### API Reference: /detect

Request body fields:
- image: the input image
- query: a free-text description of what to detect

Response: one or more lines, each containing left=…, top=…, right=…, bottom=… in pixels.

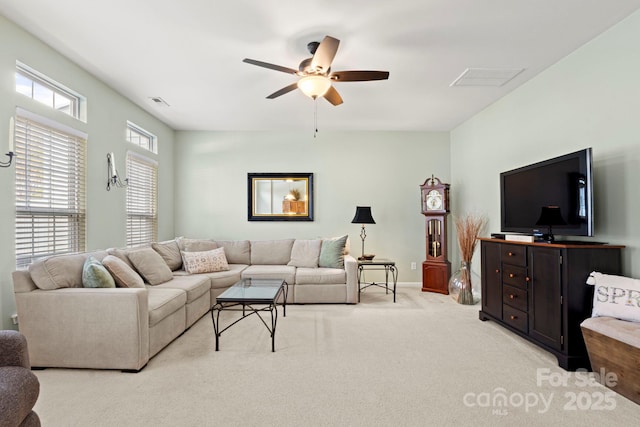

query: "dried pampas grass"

left=455, top=213, right=487, bottom=263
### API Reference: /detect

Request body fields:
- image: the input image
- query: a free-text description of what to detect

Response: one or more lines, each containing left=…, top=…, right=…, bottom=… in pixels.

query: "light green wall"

left=174, top=130, right=450, bottom=283
left=4, top=6, right=639, bottom=329
left=0, top=15, right=175, bottom=329
left=451, top=10, right=640, bottom=278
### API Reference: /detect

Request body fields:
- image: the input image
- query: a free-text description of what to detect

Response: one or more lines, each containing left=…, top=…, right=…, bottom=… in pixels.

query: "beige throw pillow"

left=181, top=247, right=230, bottom=274
left=288, top=239, right=322, bottom=268
left=102, top=255, right=145, bottom=288
left=152, top=239, right=183, bottom=271
left=127, top=247, right=173, bottom=285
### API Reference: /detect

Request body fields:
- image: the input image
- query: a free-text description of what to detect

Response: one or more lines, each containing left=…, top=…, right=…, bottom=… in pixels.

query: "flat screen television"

left=500, top=148, right=594, bottom=238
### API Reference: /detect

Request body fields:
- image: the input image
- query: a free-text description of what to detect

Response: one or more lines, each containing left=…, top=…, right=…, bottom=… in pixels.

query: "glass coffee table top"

left=216, top=278, right=285, bottom=303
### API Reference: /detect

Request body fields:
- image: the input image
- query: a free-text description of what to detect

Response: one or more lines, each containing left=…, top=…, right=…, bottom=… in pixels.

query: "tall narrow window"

left=14, top=112, right=87, bottom=268
left=126, top=153, right=158, bottom=247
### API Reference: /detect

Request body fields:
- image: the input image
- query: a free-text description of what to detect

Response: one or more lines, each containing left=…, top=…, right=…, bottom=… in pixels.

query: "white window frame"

left=126, top=152, right=158, bottom=247
left=14, top=108, right=87, bottom=268
left=126, top=121, right=157, bottom=154
left=15, top=62, right=86, bottom=121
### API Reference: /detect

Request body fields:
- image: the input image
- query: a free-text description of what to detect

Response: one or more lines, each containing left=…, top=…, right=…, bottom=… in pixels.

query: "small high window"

left=15, top=62, right=85, bottom=120
left=126, top=122, right=157, bottom=154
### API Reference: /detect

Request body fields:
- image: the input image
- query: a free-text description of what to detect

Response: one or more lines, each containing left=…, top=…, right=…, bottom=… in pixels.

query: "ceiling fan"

left=243, top=36, right=389, bottom=106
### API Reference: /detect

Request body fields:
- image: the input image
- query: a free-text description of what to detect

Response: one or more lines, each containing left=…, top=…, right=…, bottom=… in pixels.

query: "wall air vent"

left=450, top=68, right=524, bottom=87
left=149, top=97, right=170, bottom=107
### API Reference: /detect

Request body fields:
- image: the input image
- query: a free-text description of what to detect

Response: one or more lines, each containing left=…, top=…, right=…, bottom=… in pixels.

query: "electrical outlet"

left=411, top=262, right=417, bottom=270
left=11, top=314, right=18, bottom=325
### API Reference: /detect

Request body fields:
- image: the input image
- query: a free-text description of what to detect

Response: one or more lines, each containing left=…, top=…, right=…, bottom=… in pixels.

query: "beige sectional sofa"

left=12, top=237, right=356, bottom=371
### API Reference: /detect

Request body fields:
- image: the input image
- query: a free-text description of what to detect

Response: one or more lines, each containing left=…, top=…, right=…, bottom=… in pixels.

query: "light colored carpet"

left=32, top=285, right=639, bottom=426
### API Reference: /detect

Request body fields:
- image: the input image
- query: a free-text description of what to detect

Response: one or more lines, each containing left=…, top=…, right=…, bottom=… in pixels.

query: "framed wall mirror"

left=248, top=173, right=314, bottom=221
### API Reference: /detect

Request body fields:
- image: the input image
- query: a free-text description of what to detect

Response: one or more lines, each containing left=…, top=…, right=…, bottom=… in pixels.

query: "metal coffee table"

left=211, top=278, right=287, bottom=352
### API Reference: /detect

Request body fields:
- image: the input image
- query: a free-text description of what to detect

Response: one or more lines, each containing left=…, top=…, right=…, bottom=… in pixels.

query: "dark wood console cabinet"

left=478, top=238, right=623, bottom=371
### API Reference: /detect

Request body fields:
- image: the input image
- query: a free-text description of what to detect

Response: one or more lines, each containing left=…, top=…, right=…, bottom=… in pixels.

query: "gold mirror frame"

left=248, top=173, right=314, bottom=221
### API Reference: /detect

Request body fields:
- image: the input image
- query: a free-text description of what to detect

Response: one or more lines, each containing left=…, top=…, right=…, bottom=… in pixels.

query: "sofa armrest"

left=15, top=288, right=150, bottom=371
left=344, top=254, right=358, bottom=303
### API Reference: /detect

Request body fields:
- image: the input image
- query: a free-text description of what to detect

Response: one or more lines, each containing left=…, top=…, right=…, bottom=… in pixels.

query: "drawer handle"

left=495, top=269, right=500, bottom=274
left=525, top=277, right=530, bottom=282
left=508, top=252, right=514, bottom=256
left=509, top=273, right=515, bottom=278
left=510, top=315, right=517, bottom=320
left=509, top=294, right=516, bottom=299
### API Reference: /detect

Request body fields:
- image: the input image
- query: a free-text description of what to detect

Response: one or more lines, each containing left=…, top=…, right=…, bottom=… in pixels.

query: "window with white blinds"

left=126, top=153, right=158, bottom=247
left=14, top=114, right=86, bottom=268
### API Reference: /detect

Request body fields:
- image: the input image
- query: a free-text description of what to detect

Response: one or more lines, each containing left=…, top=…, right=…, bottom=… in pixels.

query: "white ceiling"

left=2, top=1, right=640, bottom=132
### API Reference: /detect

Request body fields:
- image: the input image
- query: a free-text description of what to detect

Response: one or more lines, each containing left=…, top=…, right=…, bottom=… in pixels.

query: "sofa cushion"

left=176, top=237, right=216, bottom=251
left=288, top=239, right=322, bottom=268
left=146, top=288, right=187, bottom=327
left=295, top=267, right=347, bottom=285
left=586, top=272, right=640, bottom=323
left=154, top=275, right=210, bottom=304
left=215, top=240, right=251, bottom=264
left=82, top=256, right=116, bottom=288
left=241, top=265, right=295, bottom=285
left=319, top=235, right=348, bottom=269
left=29, top=250, right=108, bottom=290
left=102, top=255, right=145, bottom=288
left=127, top=247, right=173, bottom=285
left=181, top=247, right=229, bottom=274
left=251, top=239, right=294, bottom=265
left=181, top=264, right=247, bottom=289
left=152, top=239, right=183, bottom=271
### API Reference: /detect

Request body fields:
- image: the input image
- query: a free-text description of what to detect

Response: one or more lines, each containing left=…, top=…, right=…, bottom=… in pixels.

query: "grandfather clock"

left=420, top=176, right=451, bottom=294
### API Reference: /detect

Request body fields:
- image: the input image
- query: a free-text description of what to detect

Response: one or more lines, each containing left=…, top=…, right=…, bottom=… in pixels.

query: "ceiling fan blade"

left=266, top=83, right=299, bottom=99
left=311, top=36, right=340, bottom=73
left=330, top=70, right=390, bottom=82
left=323, top=86, right=343, bottom=106
left=243, top=58, right=298, bottom=75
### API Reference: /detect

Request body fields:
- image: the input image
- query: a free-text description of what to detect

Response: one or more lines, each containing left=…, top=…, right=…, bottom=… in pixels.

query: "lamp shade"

left=297, top=75, right=331, bottom=99
left=535, top=206, right=567, bottom=226
left=351, top=206, right=376, bottom=224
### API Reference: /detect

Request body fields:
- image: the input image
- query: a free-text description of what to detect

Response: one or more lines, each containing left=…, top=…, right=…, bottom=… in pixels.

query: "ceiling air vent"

left=450, top=68, right=524, bottom=87
left=149, top=97, right=170, bottom=107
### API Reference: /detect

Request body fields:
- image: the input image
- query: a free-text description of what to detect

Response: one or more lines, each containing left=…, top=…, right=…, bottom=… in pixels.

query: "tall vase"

left=448, top=261, right=480, bottom=305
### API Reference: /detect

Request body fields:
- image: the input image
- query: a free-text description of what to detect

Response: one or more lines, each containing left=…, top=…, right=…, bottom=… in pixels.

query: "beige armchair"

left=0, top=330, right=41, bottom=427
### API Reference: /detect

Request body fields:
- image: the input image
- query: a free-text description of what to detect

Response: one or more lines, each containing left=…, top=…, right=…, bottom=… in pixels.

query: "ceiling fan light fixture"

left=297, top=75, right=331, bottom=99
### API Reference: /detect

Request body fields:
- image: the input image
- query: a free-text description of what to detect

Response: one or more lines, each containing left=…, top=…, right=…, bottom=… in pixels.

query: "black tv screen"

left=500, top=148, right=593, bottom=237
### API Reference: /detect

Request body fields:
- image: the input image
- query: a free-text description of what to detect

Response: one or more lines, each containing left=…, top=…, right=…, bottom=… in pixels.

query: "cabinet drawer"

left=501, top=244, right=527, bottom=266
left=502, top=265, right=528, bottom=289
left=503, top=305, right=528, bottom=333
left=503, top=284, right=527, bottom=312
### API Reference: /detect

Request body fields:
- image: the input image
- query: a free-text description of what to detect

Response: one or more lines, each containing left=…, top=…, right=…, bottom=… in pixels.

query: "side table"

left=357, top=258, right=398, bottom=302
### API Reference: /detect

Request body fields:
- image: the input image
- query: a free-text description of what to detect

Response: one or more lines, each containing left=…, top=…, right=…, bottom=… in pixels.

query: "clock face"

left=426, top=189, right=443, bottom=210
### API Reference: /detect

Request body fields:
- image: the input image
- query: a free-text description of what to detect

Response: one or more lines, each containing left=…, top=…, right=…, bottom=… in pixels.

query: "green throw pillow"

left=82, top=256, right=116, bottom=288
left=319, top=235, right=348, bottom=269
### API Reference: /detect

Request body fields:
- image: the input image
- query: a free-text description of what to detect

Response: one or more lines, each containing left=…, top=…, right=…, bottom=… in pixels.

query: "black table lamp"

left=351, top=206, right=376, bottom=260
left=536, top=206, right=566, bottom=243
